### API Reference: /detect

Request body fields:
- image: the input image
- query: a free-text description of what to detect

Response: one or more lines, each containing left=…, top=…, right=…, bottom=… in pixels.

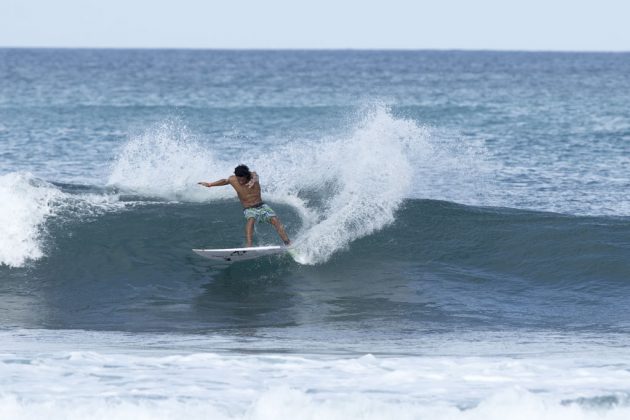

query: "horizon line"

left=1, top=45, right=629, bottom=54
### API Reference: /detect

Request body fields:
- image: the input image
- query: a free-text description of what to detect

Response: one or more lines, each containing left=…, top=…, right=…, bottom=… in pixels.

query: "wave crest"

left=0, top=173, right=63, bottom=267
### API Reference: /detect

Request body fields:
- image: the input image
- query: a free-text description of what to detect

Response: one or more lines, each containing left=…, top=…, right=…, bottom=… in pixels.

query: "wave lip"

left=0, top=172, right=64, bottom=268
left=0, top=172, right=126, bottom=268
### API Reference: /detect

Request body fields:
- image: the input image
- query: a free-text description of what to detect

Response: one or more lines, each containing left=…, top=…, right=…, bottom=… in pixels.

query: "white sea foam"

left=107, top=105, right=489, bottom=264
left=5, top=390, right=630, bottom=420
left=0, top=172, right=124, bottom=268
left=2, top=330, right=630, bottom=420
left=0, top=172, right=63, bottom=267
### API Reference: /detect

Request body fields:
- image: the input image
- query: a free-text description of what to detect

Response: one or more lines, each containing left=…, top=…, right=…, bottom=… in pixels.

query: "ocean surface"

left=1, top=49, right=630, bottom=419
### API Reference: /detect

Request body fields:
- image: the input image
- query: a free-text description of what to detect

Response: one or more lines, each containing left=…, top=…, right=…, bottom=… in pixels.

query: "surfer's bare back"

left=198, top=164, right=291, bottom=247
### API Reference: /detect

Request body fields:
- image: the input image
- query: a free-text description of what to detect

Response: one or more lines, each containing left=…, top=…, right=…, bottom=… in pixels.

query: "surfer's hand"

left=198, top=182, right=211, bottom=187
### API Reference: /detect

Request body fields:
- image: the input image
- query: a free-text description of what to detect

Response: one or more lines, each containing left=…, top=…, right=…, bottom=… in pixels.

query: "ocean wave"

left=1, top=196, right=628, bottom=331
left=2, top=101, right=629, bottom=278
left=4, top=196, right=628, bottom=286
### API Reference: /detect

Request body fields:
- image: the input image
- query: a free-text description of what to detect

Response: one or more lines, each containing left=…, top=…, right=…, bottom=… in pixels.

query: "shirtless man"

left=198, top=164, right=291, bottom=247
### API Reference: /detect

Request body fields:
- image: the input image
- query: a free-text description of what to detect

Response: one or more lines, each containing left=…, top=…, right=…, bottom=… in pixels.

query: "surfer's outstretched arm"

left=198, top=179, right=229, bottom=188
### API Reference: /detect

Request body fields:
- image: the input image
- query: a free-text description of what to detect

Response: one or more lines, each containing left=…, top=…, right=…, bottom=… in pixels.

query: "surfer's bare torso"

left=228, top=172, right=261, bottom=208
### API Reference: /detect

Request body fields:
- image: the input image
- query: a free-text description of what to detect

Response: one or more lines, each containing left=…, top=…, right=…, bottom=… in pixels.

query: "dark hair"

left=234, top=164, right=251, bottom=181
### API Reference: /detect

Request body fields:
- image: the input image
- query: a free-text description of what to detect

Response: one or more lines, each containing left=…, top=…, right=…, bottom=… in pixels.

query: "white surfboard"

left=192, top=245, right=289, bottom=262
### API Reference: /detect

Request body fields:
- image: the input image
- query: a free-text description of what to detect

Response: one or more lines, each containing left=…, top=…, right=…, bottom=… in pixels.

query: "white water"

left=0, top=172, right=124, bottom=268
left=0, top=172, right=63, bottom=267
left=2, top=329, right=630, bottom=420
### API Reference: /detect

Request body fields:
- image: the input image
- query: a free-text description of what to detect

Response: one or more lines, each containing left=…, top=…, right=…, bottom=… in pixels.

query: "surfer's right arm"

left=198, top=178, right=229, bottom=188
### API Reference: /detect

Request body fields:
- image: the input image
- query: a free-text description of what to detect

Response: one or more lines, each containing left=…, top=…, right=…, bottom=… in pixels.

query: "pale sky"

left=1, top=0, right=629, bottom=51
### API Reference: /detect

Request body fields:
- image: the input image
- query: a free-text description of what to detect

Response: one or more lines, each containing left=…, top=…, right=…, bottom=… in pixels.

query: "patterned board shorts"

left=243, top=203, right=277, bottom=224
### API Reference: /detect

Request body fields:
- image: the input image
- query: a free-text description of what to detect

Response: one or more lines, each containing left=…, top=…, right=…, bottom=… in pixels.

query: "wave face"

left=2, top=188, right=629, bottom=333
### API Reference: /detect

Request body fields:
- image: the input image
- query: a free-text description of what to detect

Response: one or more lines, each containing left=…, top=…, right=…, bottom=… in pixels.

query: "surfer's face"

left=236, top=176, right=248, bottom=185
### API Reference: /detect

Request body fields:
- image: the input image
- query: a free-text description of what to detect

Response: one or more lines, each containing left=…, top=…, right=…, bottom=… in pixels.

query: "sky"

left=0, top=0, right=629, bottom=51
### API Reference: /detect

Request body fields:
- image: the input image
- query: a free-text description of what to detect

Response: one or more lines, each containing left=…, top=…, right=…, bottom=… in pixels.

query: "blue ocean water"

left=1, top=49, right=630, bottom=419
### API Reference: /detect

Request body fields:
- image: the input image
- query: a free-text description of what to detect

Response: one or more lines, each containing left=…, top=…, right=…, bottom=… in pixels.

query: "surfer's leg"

left=270, top=217, right=290, bottom=245
left=245, top=218, right=255, bottom=247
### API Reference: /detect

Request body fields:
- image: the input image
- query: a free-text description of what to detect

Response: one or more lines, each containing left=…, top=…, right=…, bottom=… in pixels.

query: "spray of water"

left=107, top=105, right=441, bottom=264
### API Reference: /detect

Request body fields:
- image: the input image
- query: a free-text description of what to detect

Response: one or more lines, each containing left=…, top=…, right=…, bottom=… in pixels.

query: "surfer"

left=198, top=165, right=291, bottom=247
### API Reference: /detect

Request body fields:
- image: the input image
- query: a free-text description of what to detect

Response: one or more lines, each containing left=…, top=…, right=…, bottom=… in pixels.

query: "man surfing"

left=198, top=164, right=291, bottom=247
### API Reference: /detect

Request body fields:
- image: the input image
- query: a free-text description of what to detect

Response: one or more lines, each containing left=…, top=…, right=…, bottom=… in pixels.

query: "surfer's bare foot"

left=284, top=239, right=291, bottom=246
